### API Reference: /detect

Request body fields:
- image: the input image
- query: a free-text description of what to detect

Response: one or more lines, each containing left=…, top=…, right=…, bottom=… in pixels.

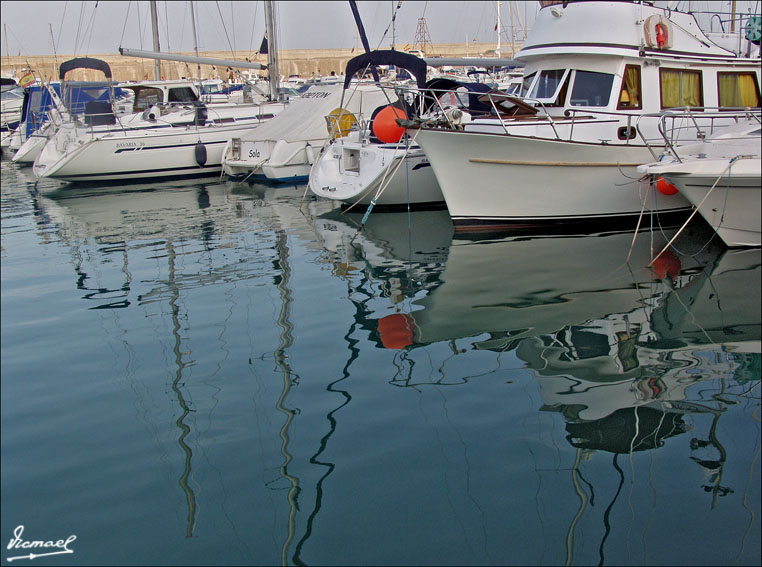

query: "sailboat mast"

left=264, top=0, right=279, bottom=100
left=150, top=0, right=162, bottom=80
left=496, top=1, right=501, bottom=56
left=190, top=1, right=201, bottom=79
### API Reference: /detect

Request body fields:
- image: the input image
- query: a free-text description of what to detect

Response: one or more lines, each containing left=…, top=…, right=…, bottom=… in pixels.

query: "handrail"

left=634, top=107, right=762, bottom=162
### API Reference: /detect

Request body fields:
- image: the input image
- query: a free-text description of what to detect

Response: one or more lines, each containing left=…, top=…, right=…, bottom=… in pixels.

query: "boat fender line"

left=648, top=157, right=741, bottom=269
left=644, top=15, right=673, bottom=49
left=195, top=141, right=207, bottom=167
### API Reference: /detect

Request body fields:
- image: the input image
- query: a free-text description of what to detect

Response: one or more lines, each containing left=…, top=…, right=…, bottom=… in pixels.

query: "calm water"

left=1, top=158, right=760, bottom=567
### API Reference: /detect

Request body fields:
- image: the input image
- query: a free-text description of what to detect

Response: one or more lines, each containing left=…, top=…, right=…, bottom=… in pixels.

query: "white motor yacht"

left=408, top=0, right=761, bottom=232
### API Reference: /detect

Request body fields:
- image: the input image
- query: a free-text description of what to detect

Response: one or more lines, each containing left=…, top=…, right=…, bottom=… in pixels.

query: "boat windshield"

left=528, top=69, right=568, bottom=100
left=569, top=70, right=615, bottom=107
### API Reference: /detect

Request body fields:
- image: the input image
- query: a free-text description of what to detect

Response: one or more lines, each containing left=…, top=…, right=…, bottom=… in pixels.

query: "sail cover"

left=236, top=83, right=391, bottom=144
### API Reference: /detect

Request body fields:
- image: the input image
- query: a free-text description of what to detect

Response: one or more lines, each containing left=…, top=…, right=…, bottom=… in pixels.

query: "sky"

left=0, top=1, right=755, bottom=58
left=0, top=1, right=541, bottom=58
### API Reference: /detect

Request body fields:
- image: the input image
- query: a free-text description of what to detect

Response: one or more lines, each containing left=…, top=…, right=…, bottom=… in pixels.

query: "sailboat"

left=32, top=1, right=286, bottom=184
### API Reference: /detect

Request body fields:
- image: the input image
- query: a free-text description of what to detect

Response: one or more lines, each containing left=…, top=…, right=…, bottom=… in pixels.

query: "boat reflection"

left=316, top=207, right=760, bottom=429
left=315, top=211, right=760, bottom=564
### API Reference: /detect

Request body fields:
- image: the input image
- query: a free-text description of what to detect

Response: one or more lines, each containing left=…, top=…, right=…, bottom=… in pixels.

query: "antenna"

left=412, top=17, right=434, bottom=55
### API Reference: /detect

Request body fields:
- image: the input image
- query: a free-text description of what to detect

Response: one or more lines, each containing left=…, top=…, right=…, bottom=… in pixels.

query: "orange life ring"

left=644, top=14, right=673, bottom=49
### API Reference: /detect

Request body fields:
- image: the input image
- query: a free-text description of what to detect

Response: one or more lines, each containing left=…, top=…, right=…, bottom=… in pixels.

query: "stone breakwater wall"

left=1, top=43, right=518, bottom=82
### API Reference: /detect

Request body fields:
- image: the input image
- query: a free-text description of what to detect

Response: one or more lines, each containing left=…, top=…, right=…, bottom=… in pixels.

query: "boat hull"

left=34, top=123, right=262, bottom=182
left=663, top=173, right=761, bottom=247
left=414, top=128, right=692, bottom=230
left=309, top=140, right=443, bottom=207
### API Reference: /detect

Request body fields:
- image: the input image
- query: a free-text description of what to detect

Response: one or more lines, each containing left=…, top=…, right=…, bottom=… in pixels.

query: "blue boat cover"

left=19, top=82, right=126, bottom=138
left=343, top=50, right=427, bottom=90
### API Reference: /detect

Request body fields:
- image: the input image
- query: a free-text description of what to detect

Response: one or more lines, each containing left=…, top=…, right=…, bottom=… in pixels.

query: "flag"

left=18, top=71, right=35, bottom=88
left=259, top=33, right=268, bottom=55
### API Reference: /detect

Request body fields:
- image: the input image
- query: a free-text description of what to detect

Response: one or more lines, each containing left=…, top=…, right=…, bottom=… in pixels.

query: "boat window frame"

left=659, top=67, right=704, bottom=110
left=616, top=64, right=643, bottom=110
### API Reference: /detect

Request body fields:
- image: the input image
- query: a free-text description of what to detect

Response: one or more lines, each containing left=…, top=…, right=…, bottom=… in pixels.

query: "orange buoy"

left=656, top=177, right=679, bottom=195
left=378, top=313, right=414, bottom=349
left=372, top=105, right=407, bottom=144
left=653, top=250, right=681, bottom=280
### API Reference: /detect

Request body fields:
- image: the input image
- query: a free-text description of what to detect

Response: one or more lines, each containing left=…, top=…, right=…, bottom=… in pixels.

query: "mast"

left=496, top=1, right=501, bottom=56
left=264, top=0, right=279, bottom=100
left=149, top=0, right=162, bottom=80
left=391, top=1, right=395, bottom=49
left=190, top=0, right=201, bottom=80
left=4, top=24, right=10, bottom=71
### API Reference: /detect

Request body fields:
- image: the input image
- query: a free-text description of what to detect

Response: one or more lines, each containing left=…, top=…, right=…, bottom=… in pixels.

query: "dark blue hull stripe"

left=114, top=139, right=228, bottom=153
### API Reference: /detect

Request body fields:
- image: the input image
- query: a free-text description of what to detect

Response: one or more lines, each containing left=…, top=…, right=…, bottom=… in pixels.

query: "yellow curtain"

left=661, top=69, right=702, bottom=108
left=739, top=75, right=761, bottom=106
left=661, top=70, right=681, bottom=107
left=718, top=73, right=761, bottom=108
left=683, top=72, right=701, bottom=106
left=719, top=74, right=743, bottom=106
left=621, top=65, right=641, bottom=107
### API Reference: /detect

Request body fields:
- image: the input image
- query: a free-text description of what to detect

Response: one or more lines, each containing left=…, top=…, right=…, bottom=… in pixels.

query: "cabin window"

left=660, top=68, right=703, bottom=109
left=133, top=87, right=163, bottom=112
left=617, top=65, right=642, bottom=110
left=569, top=70, right=614, bottom=107
left=520, top=72, right=536, bottom=96
left=438, top=86, right=470, bottom=109
left=717, top=72, right=760, bottom=108
left=167, top=87, right=198, bottom=103
left=529, top=69, right=567, bottom=100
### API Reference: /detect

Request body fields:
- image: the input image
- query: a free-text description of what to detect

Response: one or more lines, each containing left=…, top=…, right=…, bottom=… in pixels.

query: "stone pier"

left=1, top=43, right=520, bottom=83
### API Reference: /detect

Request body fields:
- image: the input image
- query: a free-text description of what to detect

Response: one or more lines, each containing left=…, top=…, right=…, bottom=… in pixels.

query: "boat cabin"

left=118, top=80, right=201, bottom=113
left=517, top=60, right=760, bottom=114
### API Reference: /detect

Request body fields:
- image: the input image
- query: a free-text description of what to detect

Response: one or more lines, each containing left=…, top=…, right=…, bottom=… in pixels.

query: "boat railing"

left=635, top=107, right=762, bottom=162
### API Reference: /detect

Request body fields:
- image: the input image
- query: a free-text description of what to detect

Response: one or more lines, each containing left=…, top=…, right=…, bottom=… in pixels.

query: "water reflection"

left=314, top=207, right=761, bottom=564
left=4, top=163, right=759, bottom=565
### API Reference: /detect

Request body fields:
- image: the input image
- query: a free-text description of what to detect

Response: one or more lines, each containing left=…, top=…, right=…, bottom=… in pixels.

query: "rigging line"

left=73, top=0, right=86, bottom=55
left=56, top=1, right=69, bottom=56
left=565, top=447, right=588, bottom=567
left=247, top=1, right=259, bottom=53
left=119, top=1, right=132, bottom=49
left=83, top=2, right=100, bottom=56
left=374, top=1, right=405, bottom=50
left=215, top=1, right=237, bottom=58
left=164, top=1, right=171, bottom=53
left=648, top=157, right=741, bottom=268
left=598, top=453, right=626, bottom=567
left=230, top=1, right=236, bottom=55
left=735, top=434, right=760, bottom=563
